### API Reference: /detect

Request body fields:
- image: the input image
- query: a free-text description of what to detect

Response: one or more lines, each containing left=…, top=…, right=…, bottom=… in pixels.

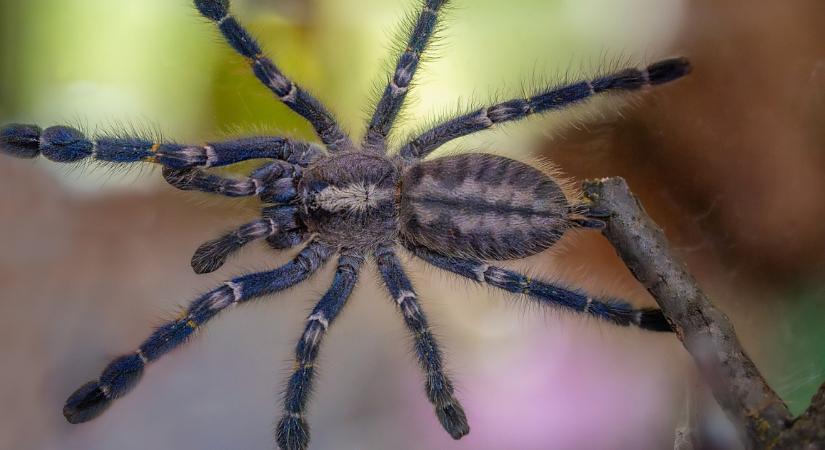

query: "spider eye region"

left=399, top=154, right=574, bottom=260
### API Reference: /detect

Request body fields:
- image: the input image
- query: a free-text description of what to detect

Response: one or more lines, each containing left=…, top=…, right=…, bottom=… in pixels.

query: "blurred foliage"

left=768, top=284, right=825, bottom=415
left=0, top=0, right=216, bottom=136
left=0, top=0, right=685, bottom=155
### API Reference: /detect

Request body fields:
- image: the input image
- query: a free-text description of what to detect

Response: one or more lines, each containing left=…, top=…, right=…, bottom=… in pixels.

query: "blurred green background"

left=1, top=1, right=823, bottom=449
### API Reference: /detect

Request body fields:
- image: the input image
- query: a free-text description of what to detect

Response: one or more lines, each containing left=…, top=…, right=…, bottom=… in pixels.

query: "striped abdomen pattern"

left=399, top=154, right=573, bottom=260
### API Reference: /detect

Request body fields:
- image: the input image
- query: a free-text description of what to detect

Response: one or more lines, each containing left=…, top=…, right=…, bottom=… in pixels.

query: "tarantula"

left=0, top=0, right=690, bottom=448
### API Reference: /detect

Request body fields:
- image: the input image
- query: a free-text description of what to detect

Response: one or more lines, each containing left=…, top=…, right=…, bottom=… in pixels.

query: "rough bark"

left=582, top=177, right=824, bottom=450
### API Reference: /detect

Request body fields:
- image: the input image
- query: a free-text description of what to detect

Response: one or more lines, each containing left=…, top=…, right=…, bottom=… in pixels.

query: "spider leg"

left=398, top=57, right=692, bottom=159
left=0, top=125, right=323, bottom=168
left=567, top=203, right=614, bottom=229
left=374, top=245, right=470, bottom=439
left=570, top=217, right=607, bottom=230
left=163, top=158, right=304, bottom=199
left=191, top=205, right=305, bottom=274
left=161, top=167, right=259, bottom=198
left=191, top=219, right=275, bottom=274
left=250, top=160, right=302, bottom=203
left=63, top=240, right=333, bottom=425
left=193, top=0, right=353, bottom=152
left=408, top=244, right=673, bottom=332
left=363, top=0, right=450, bottom=153
left=276, top=251, right=364, bottom=450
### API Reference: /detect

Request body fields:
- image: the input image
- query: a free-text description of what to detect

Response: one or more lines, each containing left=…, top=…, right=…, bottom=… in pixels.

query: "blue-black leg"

left=399, top=57, right=691, bottom=159
left=194, top=136, right=323, bottom=168
left=276, top=251, right=364, bottom=450
left=63, top=240, right=333, bottom=425
left=250, top=161, right=302, bottom=204
left=363, top=0, right=450, bottom=152
left=567, top=203, right=611, bottom=230
left=192, top=219, right=276, bottom=274
left=0, top=124, right=41, bottom=158
left=191, top=205, right=304, bottom=274
left=374, top=245, right=469, bottom=439
left=162, top=167, right=259, bottom=198
left=409, top=244, right=673, bottom=332
left=162, top=158, right=304, bottom=200
left=0, top=124, right=323, bottom=168
left=192, top=0, right=352, bottom=152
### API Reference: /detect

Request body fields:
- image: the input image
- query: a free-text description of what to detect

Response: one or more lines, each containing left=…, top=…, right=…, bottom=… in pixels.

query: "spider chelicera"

left=0, top=0, right=690, bottom=448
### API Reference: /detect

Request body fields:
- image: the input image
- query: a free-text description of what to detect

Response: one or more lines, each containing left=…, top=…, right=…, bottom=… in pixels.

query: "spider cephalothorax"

left=0, top=0, right=690, bottom=448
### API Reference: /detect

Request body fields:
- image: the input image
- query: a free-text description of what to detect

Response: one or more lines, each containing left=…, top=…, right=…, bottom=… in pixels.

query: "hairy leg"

left=193, top=0, right=352, bottom=152
left=191, top=205, right=305, bottom=274
left=63, top=240, right=333, bottom=424
left=399, top=57, right=691, bottom=159
left=374, top=245, right=469, bottom=439
left=409, top=244, right=672, bottom=332
left=364, top=0, right=451, bottom=152
left=0, top=125, right=322, bottom=168
left=276, top=251, right=364, bottom=450
left=161, top=167, right=260, bottom=198
left=163, top=158, right=304, bottom=199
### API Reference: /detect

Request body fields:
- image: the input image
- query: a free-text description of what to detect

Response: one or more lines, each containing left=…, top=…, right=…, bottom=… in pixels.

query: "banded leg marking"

left=193, top=0, right=352, bottom=152
left=374, top=245, right=470, bottom=439
left=0, top=124, right=321, bottom=168
left=409, top=245, right=673, bottom=332
left=276, top=252, right=364, bottom=450
left=364, top=0, right=451, bottom=152
left=63, top=240, right=333, bottom=424
left=399, top=57, right=691, bottom=159
left=162, top=167, right=259, bottom=198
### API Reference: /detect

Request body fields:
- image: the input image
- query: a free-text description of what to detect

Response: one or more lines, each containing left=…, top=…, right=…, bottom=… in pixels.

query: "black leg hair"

left=193, top=219, right=279, bottom=274
left=374, top=245, right=470, bottom=439
left=191, top=205, right=305, bottom=274
left=250, top=160, right=302, bottom=203
left=0, top=125, right=323, bottom=168
left=363, top=0, right=450, bottom=153
left=408, top=244, right=673, bottom=332
left=63, top=240, right=333, bottom=425
left=0, top=123, right=320, bottom=198
left=193, top=0, right=353, bottom=152
left=398, top=57, right=691, bottom=159
left=276, top=251, right=364, bottom=450
left=162, top=167, right=259, bottom=198
left=567, top=203, right=612, bottom=230
left=162, top=159, right=303, bottom=199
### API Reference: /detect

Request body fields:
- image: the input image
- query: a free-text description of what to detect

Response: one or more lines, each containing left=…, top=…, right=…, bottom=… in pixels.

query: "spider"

left=0, top=0, right=690, bottom=448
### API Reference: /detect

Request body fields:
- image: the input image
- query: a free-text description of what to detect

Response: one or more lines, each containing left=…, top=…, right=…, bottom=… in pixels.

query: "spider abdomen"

left=399, top=154, right=573, bottom=260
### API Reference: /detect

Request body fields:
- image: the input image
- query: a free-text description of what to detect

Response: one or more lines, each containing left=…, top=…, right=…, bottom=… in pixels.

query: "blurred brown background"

left=0, top=1, right=823, bottom=449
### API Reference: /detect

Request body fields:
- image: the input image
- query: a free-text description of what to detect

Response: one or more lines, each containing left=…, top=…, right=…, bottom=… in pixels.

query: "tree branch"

left=582, top=177, right=824, bottom=449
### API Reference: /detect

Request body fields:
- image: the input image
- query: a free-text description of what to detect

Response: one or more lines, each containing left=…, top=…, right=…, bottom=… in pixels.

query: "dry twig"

left=582, top=177, right=825, bottom=450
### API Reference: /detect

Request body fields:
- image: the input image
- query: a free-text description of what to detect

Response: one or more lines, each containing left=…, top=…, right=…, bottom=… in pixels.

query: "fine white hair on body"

left=314, top=183, right=394, bottom=214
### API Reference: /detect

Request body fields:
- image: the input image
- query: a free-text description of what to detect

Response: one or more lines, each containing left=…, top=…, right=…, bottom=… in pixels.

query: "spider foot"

left=191, top=240, right=232, bottom=274
left=193, top=0, right=229, bottom=21
left=276, top=414, right=310, bottom=450
left=191, top=218, right=279, bottom=274
left=571, top=217, right=607, bottom=230
left=63, top=381, right=111, bottom=424
left=0, top=123, right=41, bottom=158
left=581, top=205, right=611, bottom=219
left=437, top=401, right=470, bottom=439
left=64, top=353, right=145, bottom=424
left=569, top=204, right=610, bottom=229
left=638, top=307, right=673, bottom=332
